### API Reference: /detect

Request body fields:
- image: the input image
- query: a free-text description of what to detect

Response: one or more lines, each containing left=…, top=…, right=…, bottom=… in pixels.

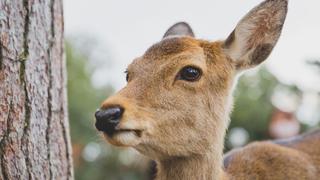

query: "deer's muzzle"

left=95, top=106, right=124, bottom=136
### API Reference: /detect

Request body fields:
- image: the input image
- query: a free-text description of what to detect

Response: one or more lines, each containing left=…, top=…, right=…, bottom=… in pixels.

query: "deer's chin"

left=103, top=130, right=142, bottom=147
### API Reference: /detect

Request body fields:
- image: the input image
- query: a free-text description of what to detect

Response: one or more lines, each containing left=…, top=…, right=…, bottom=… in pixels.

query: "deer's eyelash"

left=124, top=69, right=129, bottom=82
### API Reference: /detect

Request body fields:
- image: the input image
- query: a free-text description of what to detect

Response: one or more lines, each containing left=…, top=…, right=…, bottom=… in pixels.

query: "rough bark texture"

left=0, top=0, right=73, bottom=179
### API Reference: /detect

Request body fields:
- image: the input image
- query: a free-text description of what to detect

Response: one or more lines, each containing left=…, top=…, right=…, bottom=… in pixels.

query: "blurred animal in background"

left=95, top=0, right=320, bottom=179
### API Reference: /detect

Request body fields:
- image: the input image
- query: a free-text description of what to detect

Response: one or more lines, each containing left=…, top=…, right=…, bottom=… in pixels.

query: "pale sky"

left=64, top=0, right=320, bottom=91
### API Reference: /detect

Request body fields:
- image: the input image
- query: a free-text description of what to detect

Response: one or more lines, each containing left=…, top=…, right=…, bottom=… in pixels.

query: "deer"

left=94, top=0, right=320, bottom=179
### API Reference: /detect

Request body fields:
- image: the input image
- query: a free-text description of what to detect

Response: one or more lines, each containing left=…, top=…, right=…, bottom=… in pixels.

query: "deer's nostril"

left=94, top=106, right=124, bottom=135
left=95, top=107, right=123, bottom=122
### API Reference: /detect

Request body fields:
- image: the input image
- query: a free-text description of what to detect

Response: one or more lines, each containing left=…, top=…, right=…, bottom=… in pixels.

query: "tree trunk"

left=0, top=0, right=73, bottom=179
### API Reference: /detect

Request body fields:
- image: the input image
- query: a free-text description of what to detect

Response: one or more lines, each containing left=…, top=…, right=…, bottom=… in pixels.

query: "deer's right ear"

left=163, top=22, right=195, bottom=39
left=223, top=0, right=288, bottom=70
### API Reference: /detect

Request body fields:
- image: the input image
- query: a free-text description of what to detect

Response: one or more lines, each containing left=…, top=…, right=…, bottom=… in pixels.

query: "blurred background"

left=64, top=0, right=320, bottom=179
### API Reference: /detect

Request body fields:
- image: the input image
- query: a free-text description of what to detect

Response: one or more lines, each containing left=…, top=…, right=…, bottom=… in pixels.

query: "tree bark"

left=0, top=0, right=73, bottom=179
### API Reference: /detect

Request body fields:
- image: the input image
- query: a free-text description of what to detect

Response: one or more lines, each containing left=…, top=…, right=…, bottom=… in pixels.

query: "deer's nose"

left=95, top=106, right=124, bottom=136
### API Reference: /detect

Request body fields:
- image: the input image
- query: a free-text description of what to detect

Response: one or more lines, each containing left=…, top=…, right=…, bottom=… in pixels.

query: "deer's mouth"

left=113, top=129, right=143, bottom=137
left=102, top=129, right=143, bottom=147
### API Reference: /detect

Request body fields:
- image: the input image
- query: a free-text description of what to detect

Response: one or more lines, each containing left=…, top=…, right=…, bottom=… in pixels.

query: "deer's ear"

left=163, top=22, right=195, bottom=38
left=223, top=0, right=288, bottom=70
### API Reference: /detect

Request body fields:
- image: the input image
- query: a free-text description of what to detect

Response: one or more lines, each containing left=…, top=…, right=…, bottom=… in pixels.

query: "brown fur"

left=224, top=129, right=320, bottom=180
left=97, top=0, right=320, bottom=179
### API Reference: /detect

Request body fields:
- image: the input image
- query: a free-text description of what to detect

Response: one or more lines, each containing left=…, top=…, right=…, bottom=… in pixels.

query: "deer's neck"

left=154, top=93, right=233, bottom=180
left=155, top=151, right=226, bottom=180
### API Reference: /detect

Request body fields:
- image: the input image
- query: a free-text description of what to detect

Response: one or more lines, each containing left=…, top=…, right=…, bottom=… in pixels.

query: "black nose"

left=95, top=106, right=124, bottom=136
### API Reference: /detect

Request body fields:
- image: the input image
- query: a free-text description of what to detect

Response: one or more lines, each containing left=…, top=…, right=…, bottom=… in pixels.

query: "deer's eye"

left=178, top=66, right=202, bottom=82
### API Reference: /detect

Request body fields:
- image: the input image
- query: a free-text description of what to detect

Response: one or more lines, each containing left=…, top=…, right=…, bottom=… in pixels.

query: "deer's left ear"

left=223, top=0, right=288, bottom=70
left=163, top=22, right=195, bottom=38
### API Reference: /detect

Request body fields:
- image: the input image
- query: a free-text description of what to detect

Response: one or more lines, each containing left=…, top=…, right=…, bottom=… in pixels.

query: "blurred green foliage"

left=67, top=41, right=110, bottom=143
left=230, top=69, right=278, bottom=141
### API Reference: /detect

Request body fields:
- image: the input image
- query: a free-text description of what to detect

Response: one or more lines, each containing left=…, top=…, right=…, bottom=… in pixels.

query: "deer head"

left=95, top=0, right=288, bottom=178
